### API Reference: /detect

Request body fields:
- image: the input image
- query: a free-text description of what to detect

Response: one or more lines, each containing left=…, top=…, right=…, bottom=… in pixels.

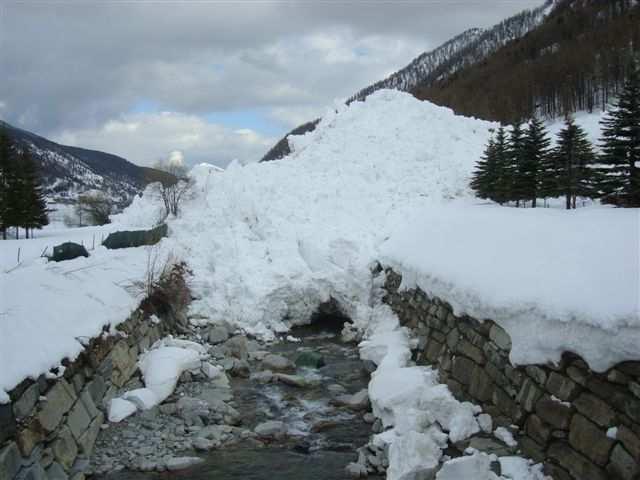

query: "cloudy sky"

left=1, top=1, right=541, bottom=168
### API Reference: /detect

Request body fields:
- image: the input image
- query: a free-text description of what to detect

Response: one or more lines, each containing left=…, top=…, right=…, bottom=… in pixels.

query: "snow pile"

left=108, top=337, right=211, bottom=422
left=380, top=201, right=640, bottom=371
left=138, top=89, right=495, bottom=340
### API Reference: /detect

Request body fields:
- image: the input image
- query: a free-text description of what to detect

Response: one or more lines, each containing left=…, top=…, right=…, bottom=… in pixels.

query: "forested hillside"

left=413, top=0, right=640, bottom=123
left=347, top=2, right=551, bottom=104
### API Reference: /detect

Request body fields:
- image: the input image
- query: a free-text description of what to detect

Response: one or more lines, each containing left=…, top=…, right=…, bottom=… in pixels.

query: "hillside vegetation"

left=413, top=0, right=640, bottom=123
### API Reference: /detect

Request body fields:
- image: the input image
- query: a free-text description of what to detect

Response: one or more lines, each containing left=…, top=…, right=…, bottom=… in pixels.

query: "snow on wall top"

left=380, top=201, right=640, bottom=372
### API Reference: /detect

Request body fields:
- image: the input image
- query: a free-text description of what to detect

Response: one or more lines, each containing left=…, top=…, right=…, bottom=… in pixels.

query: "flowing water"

left=96, top=319, right=382, bottom=480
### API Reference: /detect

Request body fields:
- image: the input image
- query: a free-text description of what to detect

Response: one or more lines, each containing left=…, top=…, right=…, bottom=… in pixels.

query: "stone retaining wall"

left=382, top=268, right=640, bottom=480
left=0, top=267, right=190, bottom=480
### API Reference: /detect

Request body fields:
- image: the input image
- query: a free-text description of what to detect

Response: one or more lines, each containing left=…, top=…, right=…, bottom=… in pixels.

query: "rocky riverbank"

left=89, top=319, right=384, bottom=479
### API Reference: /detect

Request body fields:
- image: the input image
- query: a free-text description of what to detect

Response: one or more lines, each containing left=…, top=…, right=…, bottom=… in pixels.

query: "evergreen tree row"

left=0, top=129, right=49, bottom=239
left=471, top=63, right=640, bottom=209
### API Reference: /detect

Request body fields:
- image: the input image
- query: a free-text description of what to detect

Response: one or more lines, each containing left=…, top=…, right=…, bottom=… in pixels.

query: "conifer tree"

left=554, top=117, right=596, bottom=209
left=492, top=126, right=510, bottom=204
left=0, top=130, right=21, bottom=239
left=470, top=135, right=496, bottom=200
left=522, top=117, right=551, bottom=208
left=0, top=130, right=11, bottom=239
left=19, top=149, right=49, bottom=237
left=507, top=123, right=526, bottom=207
left=598, top=62, right=640, bottom=207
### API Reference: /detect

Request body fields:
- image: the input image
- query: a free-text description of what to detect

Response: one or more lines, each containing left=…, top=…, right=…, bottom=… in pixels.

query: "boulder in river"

left=333, top=389, right=370, bottom=411
left=254, top=420, right=286, bottom=438
left=261, top=354, right=295, bottom=372
left=164, top=456, right=204, bottom=471
left=295, top=351, right=326, bottom=369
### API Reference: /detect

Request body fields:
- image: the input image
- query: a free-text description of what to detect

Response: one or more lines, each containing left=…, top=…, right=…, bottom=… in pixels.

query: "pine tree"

left=598, top=62, right=640, bottom=207
left=522, top=117, right=551, bottom=208
left=18, top=149, right=49, bottom=237
left=470, top=135, right=497, bottom=200
left=0, top=130, right=11, bottom=239
left=492, top=126, right=510, bottom=204
left=554, top=117, right=597, bottom=209
left=506, top=123, right=526, bottom=207
left=0, top=130, right=21, bottom=239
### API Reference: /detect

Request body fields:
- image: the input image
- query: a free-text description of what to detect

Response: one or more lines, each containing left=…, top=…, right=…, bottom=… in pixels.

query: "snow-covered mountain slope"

left=0, top=120, right=168, bottom=205
left=348, top=1, right=552, bottom=104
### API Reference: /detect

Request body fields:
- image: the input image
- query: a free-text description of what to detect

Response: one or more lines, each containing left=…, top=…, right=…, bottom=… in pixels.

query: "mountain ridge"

left=0, top=120, right=170, bottom=205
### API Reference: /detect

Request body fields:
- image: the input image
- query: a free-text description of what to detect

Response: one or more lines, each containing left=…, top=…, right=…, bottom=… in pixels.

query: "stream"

left=93, top=318, right=383, bottom=479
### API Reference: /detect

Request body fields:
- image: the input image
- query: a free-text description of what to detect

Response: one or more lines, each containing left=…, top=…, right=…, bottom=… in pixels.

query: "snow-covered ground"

left=1, top=90, right=635, bottom=479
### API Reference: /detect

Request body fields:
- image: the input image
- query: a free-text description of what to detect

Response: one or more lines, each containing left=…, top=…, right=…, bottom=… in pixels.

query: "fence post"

left=17, top=247, right=21, bottom=264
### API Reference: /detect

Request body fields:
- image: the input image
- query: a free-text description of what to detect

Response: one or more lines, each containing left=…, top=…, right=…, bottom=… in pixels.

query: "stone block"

left=618, top=361, right=640, bottom=377
left=617, top=425, right=640, bottom=461
left=0, top=403, right=17, bottom=444
left=489, top=324, right=511, bottom=351
left=493, top=387, right=523, bottom=423
left=15, top=462, right=47, bottom=480
left=547, top=442, right=607, bottom=480
left=66, top=400, right=91, bottom=441
left=543, top=463, right=572, bottom=480
left=445, top=328, right=459, bottom=350
left=51, top=427, right=78, bottom=470
left=446, top=378, right=464, bottom=398
left=70, top=374, right=84, bottom=395
left=46, top=462, right=69, bottom=480
left=574, top=393, right=616, bottom=427
left=485, top=361, right=509, bottom=388
left=76, top=412, right=104, bottom=456
left=85, top=375, right=106, bottom=406
left=78, top=390, right=99, bottom=420
left=469, top=366, right=494, bottom=402
left=108, top=341, right=138, bottom=387
left=13, top=383, right=40, bottom=420
left=424, top=339, right=444, bottom=364
left=546, top=372, right=580, bottom=401
left=517, top=379, right=543, bottom=413
left=607, top=444, right=639, bottom=480
left=37, top=380, right=76, bottom=433
left=569, top=414, right=614, bottom=466
left=452, top=356, right=475, bottom=386
left=0, top=442, right=22, bottom=480
left=607, top=369, right=631, bottom=385
left=16, top=418, right=46, bottom=457
left=526, top=414, right=551, bottom=445
left=566, top=365, right=588, bottom=386
left=525, top=366, right=547, bottom=386
left=457, top=340, right=485, bottom=365
left=519, top=436, right=545, bottom=463
left=536, top=396, right=572, bottom=430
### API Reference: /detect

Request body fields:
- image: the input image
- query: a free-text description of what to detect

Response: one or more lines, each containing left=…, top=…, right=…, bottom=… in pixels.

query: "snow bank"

left=380, top=201, right=640, bottom=371
left=0, top=243, right=151, bottom=400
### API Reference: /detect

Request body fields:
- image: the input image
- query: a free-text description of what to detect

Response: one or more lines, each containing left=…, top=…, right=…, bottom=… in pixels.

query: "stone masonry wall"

left=382, top=268, right=640, bottom=480
left=0, top=267, right=190, bottom=480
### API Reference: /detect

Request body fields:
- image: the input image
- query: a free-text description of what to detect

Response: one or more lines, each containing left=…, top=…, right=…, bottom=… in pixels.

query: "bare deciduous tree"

left=75, top=191, right=113, bottom=226
left=153, top=158, right=194, bottom=218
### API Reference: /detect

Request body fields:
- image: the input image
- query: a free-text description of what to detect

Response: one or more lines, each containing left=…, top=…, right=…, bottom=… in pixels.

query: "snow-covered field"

left=1, top=90, right=636, bottom=479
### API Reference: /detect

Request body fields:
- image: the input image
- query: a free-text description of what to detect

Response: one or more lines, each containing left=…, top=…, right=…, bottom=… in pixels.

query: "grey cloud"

left=0, top=0, right=542, bottom=164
